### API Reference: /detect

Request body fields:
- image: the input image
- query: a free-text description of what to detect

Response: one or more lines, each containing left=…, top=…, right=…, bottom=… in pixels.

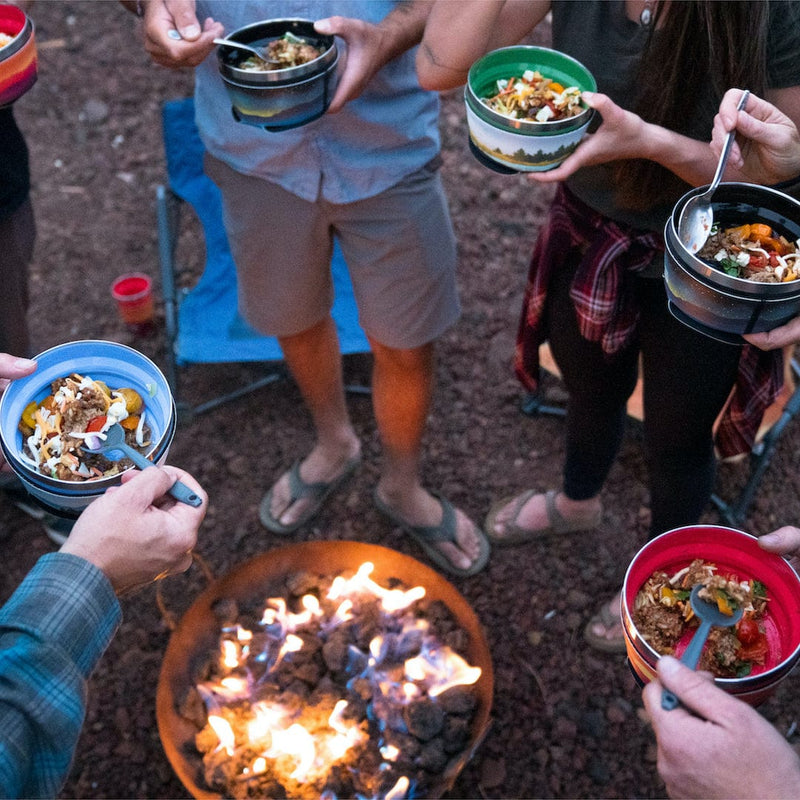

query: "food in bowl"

left=622, top=525, right=800, bottom=706
left=664, top=183, right=800, bottom=341
left=18, top=372, right=152, bottom=482
left=0, top=340, right=176, bottom=515
left=634, top=558, right=769, bottom=678
left=0, top=32, right=12, bottom=48
left=465, top=46, right=595, bottom=173
left=481, top=69, right=584, bottom=122
left=698, top=222, right=800, bottom=283
left=237, top=31, right=323, bottom=71
left=217, top=18, right=338, bottom=131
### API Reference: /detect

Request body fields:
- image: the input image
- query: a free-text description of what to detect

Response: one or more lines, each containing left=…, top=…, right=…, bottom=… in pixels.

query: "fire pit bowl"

left=157, top=540, right=494, bottom=799
left=0, top=339, right=176, bottom=517
left=622, top=525, right=800, bottom=706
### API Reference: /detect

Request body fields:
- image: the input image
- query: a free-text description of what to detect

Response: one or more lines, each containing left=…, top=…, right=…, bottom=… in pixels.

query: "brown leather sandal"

left=483, top=489, right=602, bottom=546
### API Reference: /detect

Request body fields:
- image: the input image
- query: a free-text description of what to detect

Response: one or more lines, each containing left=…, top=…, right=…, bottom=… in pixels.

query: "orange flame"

left=328, top=562, right=426, bottom=612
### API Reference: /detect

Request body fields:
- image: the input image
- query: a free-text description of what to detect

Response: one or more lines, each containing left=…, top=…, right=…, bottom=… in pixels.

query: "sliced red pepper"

left=746, top=253, right=767, bottom=270
left=85, top=415, right=107, bottom=433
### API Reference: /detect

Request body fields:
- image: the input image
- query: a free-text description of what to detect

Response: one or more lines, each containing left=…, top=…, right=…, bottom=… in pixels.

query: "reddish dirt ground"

left=3, top=4, right=800, bottom=799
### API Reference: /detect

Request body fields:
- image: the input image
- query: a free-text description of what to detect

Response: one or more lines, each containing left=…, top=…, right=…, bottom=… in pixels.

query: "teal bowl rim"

left=467, top=45, right=596, bottom=134
left=0, top=339, right=176, bottom=492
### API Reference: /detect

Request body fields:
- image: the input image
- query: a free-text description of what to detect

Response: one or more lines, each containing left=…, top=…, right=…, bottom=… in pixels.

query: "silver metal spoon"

left=661, top=583, right=744, bottom=710
left=213, top=37, right=279, bottom=64
left=86, top=423, right=203, bottom=507
left=677, top=90, right=750, bottom=254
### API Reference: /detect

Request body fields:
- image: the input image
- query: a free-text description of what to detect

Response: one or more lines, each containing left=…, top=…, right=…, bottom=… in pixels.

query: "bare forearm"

left=418, top=0, right=550, bottom=90
left=639, top=121, right=725, bottom=187
left=375, top=1, right=434, bottom=67
left=645, top=86, right=800, bottom=187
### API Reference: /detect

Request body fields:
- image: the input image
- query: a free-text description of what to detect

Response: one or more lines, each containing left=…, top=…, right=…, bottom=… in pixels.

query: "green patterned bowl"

left=465, top=45, right=595, bottom=172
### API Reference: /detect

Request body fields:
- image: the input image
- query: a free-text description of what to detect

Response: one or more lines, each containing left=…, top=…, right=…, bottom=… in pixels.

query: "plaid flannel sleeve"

left=0, top=552, right=121, bottom=800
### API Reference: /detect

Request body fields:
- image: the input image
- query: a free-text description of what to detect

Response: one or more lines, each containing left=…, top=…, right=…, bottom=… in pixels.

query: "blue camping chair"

left=156, top=97, right=370, bottom=419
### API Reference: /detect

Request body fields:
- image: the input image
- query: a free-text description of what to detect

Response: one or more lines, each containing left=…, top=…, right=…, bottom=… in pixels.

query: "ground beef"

left=632, top=604, right=686, bottom=654
left=699, top=629, right=740, bottom=677
left=60, top=383, right=107, bottom=434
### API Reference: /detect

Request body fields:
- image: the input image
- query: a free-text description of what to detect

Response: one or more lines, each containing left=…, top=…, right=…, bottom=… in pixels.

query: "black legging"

left=544, top=258, right=741, bottom=538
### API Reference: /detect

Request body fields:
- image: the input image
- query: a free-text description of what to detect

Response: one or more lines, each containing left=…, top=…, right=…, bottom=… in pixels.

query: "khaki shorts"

left=205, top=154, right=460, bottom=349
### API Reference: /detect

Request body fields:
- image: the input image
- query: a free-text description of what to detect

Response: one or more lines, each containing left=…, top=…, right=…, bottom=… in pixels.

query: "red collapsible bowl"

left=0, top=4, right=37, bottom=107
left=622, top=525, right=800, bottom=706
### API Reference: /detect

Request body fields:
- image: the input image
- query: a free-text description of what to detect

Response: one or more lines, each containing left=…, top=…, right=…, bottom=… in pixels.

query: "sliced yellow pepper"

left=727, top=224, right=751, bottom=240
left=748, top=223, right=773, bottom=240
left=21, top=401, right=38, bottom=430
left=716, top=589, right=734, bottom=616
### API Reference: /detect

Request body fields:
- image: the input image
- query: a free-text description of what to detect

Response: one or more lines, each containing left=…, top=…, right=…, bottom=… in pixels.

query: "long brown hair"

left=613, top=1, right=770, bottom=211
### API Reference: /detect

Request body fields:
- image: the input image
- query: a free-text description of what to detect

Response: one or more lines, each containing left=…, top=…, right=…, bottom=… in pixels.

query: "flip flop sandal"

left=259, top=455, right=361, bottom=535
left=484, top=489, right=602, bottom=546
left=583, top=596, right=627, bottom=654
left=373, top=489, right=490, bottom=578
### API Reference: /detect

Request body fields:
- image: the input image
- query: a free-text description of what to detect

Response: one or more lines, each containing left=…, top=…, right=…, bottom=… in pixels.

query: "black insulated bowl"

left=217, top=18, right=338, bottom=131
left=664, top=182, right=800, bottom=342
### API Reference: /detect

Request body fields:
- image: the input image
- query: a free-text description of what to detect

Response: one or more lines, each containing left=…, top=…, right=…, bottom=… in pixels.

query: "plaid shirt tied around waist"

left=514, top=184, right=784, bottom=459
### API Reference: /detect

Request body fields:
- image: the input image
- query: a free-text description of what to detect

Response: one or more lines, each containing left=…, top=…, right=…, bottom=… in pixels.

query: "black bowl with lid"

left=217, top=18, right=338, bottom=131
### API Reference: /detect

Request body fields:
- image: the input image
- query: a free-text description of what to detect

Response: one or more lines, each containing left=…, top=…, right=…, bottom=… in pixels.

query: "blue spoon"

left=661, top=583, right=743, bottom=710
left=87, top=423, right=202, bottom=507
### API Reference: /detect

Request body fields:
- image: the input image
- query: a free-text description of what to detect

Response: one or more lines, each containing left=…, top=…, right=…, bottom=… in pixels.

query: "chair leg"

left=520, top=391, right=567, bottom=418
left=713, top=357, right=800, bottom=527
left=156, top=184, right=182, bottom=403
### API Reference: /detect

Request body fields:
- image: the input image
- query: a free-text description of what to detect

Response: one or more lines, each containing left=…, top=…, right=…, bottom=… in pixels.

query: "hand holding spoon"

left=661, top=583, right=743, bottom=710
left=677, top=90, right=750, bottom=253
left=86, top=423, right=203, bottom=507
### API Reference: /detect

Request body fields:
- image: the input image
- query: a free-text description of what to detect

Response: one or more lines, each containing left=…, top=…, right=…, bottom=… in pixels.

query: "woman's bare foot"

left=583, top=592, right=627, bottom=653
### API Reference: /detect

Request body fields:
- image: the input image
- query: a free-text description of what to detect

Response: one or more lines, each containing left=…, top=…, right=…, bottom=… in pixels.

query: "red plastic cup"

left=111, top=273, right=155, bottom=335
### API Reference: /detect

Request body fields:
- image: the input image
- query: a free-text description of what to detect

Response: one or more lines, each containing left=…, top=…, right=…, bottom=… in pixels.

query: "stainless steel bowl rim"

left=0, top=15, right=32, bottom=60
left=217, top=18, right=336, bottom=85
left=664, top=235, right=800, bottom=303
left=221, top=51, right=338, bottom=90
left=667, top=181, right=800, bottom=295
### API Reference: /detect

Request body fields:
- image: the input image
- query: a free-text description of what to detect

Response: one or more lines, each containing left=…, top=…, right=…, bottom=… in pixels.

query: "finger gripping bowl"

left=465, top=45, right=596, bottom=173
left=217, top=18, right=338, bottom=131
left=622, top=525, right=800, bottom=707
left=664, top=182, right=800, bottom=343
left=0, top=340, right=177, bottom=516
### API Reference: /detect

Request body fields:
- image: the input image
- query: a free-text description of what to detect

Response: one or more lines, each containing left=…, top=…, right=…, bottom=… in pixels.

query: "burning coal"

left=177, top=562, right=483, bottom=799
